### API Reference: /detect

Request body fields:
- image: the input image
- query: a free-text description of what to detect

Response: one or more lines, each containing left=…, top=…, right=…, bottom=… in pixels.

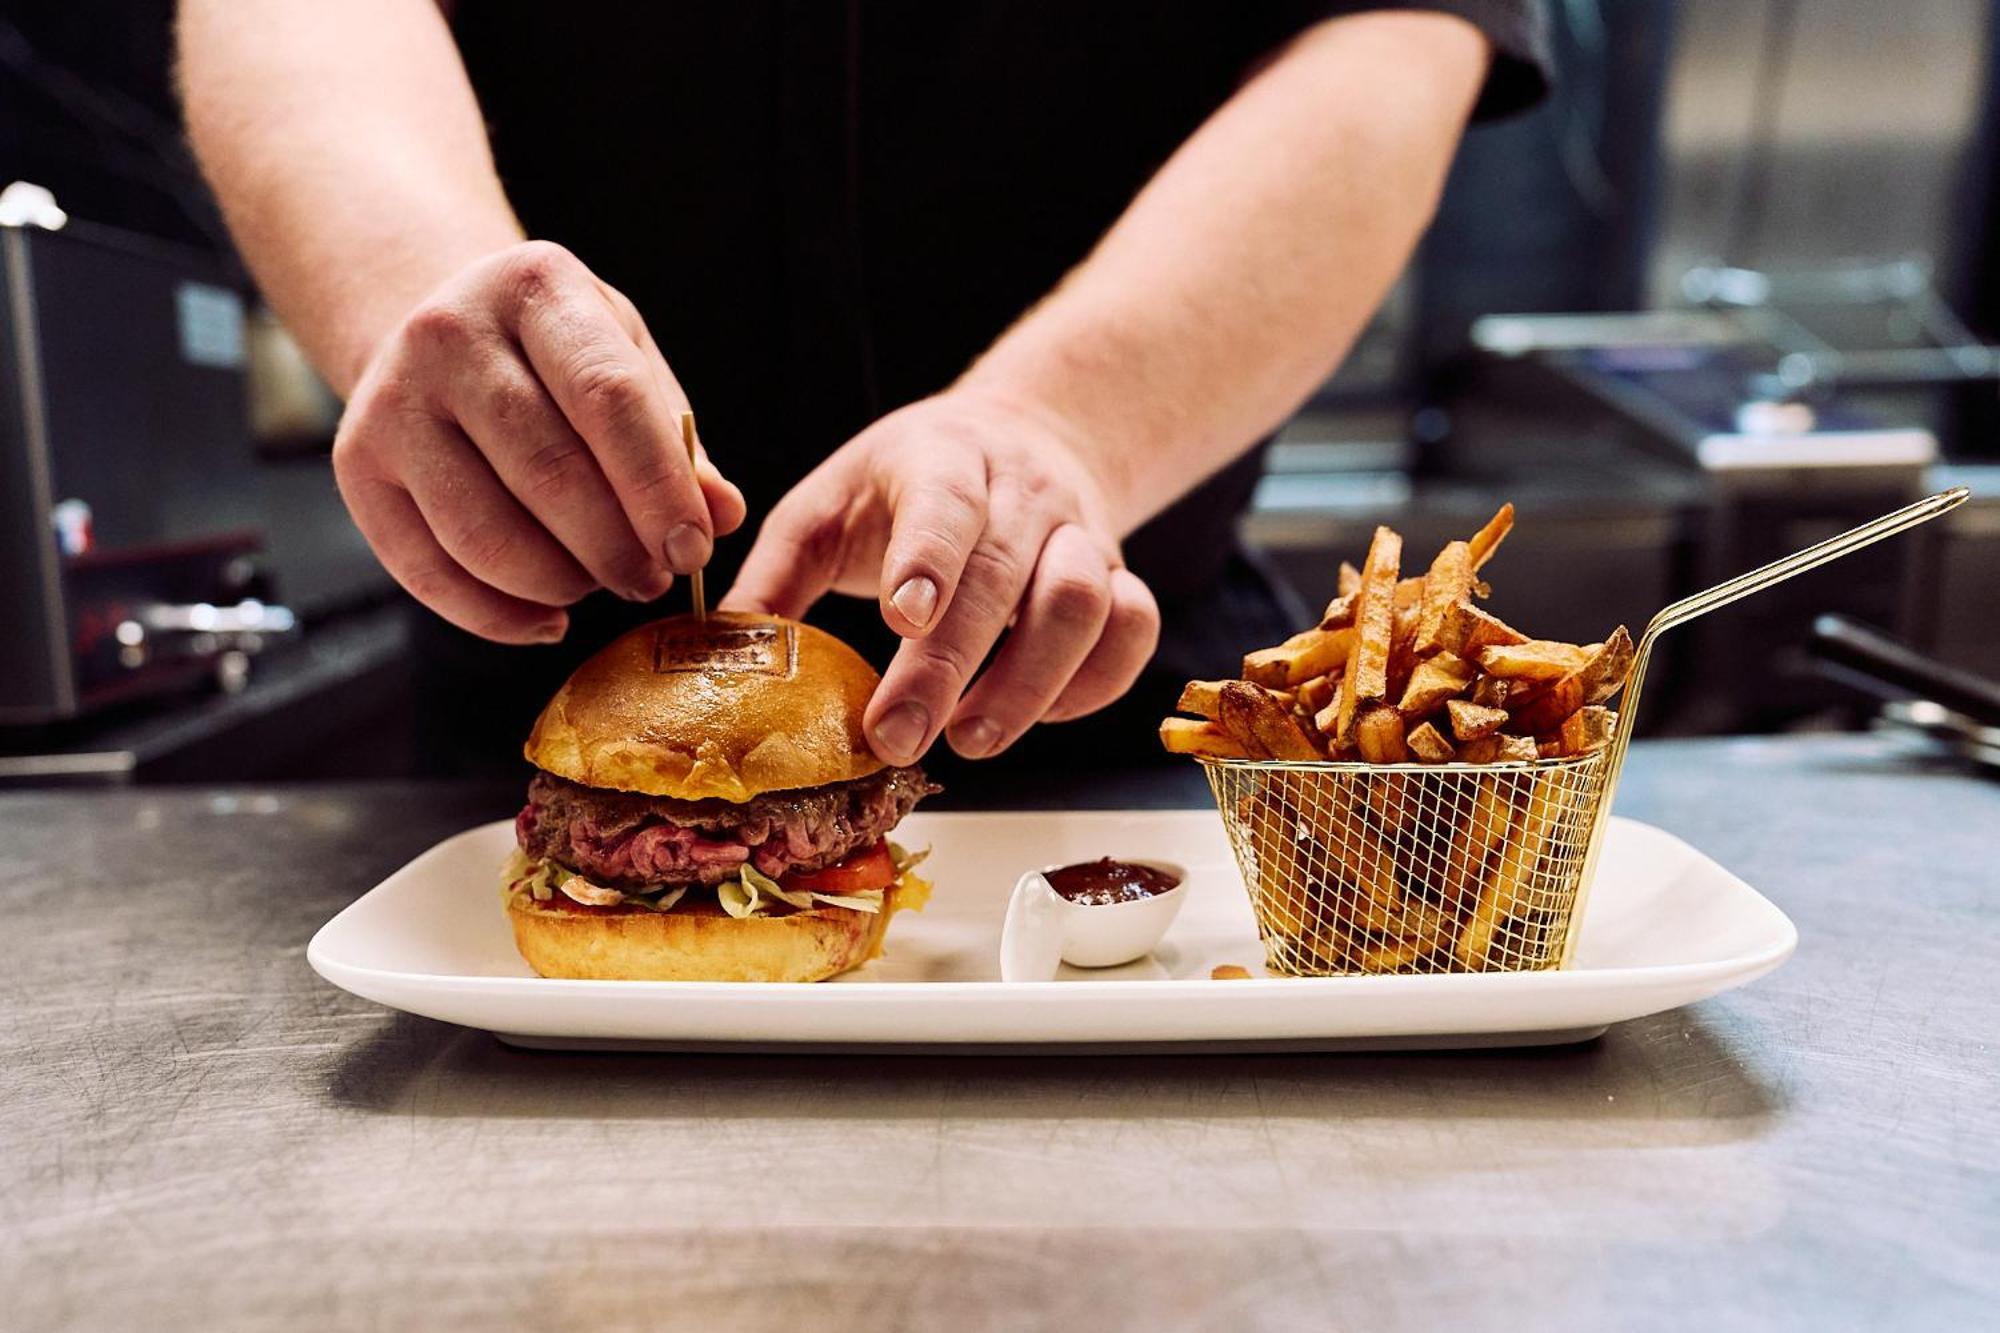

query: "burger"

left=503, top=612, right=937, bottom=981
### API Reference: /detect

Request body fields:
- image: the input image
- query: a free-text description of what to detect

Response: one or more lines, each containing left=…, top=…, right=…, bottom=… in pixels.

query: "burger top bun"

left=523, top=612, right=886, bottom=802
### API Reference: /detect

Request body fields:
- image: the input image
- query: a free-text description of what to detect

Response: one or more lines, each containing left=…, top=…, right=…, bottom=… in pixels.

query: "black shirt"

left=424, top=1, right=1549, bottom=778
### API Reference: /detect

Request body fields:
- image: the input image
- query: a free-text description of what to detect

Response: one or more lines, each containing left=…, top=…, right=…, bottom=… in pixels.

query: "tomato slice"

left=780, top=840, right=897, bottom=895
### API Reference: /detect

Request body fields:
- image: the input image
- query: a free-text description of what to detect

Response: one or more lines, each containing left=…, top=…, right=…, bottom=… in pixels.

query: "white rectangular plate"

left=308, top=811, right=1795, bottom=1051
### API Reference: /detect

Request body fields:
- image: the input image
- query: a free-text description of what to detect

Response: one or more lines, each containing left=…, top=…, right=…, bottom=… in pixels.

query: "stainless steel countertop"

left=3, top=736, right=1995, bottom=1331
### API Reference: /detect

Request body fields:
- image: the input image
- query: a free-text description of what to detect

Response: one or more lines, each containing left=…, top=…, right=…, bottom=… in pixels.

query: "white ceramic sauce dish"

left=1000, top=858, right=1189, bottom=982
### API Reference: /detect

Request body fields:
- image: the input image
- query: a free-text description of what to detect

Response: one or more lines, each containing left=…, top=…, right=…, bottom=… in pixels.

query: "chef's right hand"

left=331, top=241, right=745, bottom=643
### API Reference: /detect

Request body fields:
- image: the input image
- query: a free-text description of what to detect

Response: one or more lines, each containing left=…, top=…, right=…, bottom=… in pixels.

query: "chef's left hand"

left=722, top=387, right=1160, bottom=764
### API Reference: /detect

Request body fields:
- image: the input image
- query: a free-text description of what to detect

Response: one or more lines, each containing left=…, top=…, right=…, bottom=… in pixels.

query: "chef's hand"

left=723, top=387, right=1161, bottom=763
left=331, top=241, right=745, bottom=643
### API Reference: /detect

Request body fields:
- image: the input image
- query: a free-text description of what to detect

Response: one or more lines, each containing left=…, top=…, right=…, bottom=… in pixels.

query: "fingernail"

left=532, top=619, right=567, bottom=644
left=871, top=702, right=929, bottom=763
left=665, top=523, right=711, bottom=574
left=891, top=576, right=938, bottom=630
left=953, top=717, right=1000, bottom=758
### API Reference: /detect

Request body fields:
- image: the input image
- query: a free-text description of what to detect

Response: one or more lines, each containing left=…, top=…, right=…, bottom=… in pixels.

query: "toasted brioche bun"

left=523, top=612, right=884, bottom=802
left=506, top=873, right=928, bottom=982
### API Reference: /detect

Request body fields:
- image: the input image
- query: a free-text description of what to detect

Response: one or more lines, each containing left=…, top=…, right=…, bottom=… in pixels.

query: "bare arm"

left=178, top=0, right=741, bottom=643
left=178, top=0, right=518, bottom=395
left=963, top=10, right=1492, bottom=533
left=730, top=12, right=1493, bottom=765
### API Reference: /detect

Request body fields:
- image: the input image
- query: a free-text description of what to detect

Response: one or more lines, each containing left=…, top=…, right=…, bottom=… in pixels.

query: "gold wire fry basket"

left=1200, top=487, right=1969, bottom=978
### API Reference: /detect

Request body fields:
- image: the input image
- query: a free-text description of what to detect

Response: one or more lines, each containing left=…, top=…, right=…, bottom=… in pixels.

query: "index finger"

left=497, top=243, right=711, bottom=574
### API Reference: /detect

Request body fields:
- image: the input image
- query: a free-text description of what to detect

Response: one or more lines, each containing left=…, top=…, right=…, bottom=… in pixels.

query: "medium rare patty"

left=516, top=766, right=936, bottom=887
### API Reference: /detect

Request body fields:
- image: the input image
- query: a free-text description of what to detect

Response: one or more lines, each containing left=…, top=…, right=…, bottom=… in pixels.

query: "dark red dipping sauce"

left=1045, top=858, right=1181, bottom=907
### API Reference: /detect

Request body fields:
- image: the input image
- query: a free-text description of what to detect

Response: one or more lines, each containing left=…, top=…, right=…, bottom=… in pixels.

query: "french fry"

left=1337, top=560, right=1362, bottom=598
left=1454, top=785, right=1562, bottom=970
left=1456, top=734, right=1539, bottom=764
left=1468, top=675, right=1511, bottom=709
left=1386, top=601, right=1424, bottom=702
left=1358, top=902, right=1457, bottom=972
left=1446, top=698, right=1508, bottom=742
left=1159, top=717, right=1253, bottom=759
left=1296, top=673, right=1337, bottom=717
left=1361, top=770, right=1418, bottom=841
left=1508, top=627, right=1632, bottom=735
left=1456, top=735, right=1502, bottom=764
left=1243, top=782, right=1312, bottom=937
left=1467, top=502, right=1515, bottom=569
left=1414, top=540, right=1473, bottom=653
left=1243, top=626, right=1357, bottom=689
left=1355, top=704, right=1410, bottom=764
left=1440, top=602, right=1530, bottom=656
left=1323, top=574, right=1426, bottom=629
left=1350, top=526, right=1402, bottom=702
left=1438, top=777, right=1510, bottom=910
left=1175, top=680, right=1228, bottom=720
left=1582, top=625, right=1636, bottom=705
left=1219, top=681, right=1322, bottom=761
left=1476, top=640, right=1594, bottom=681
left=1554, top=704, right=1615, bottom=756
left=1398, top=652, right=1476, bottom=716
left=1406, top=721, right=1456, bottom=763
left=1329, top=655, right=1363, bottom=752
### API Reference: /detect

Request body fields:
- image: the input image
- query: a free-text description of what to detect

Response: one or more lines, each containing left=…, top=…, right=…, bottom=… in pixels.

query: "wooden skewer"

left=678, top=411, right=707, bottom=621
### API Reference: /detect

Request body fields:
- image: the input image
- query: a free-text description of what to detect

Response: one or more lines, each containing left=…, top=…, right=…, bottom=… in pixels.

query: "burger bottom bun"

left=506, top=879, right=920, bottom=982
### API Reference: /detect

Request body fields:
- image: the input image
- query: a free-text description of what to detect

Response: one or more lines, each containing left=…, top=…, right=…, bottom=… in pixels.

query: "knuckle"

left=483, top=374, right=539, bottom=429
left=444, top=515, right=517, bottom=573
left=518, top=439, right=589, bottom=506
left=500, top=240, right=573, bottom=303
left=564, top=355, right=644, bottom=423
left=402, top=301, right=472, bottom=352
left=1041, top=568, right=1110, bottom=626
left=399, top=562, right=458, bottom=609
left=910, top=637, right=976, bottom=687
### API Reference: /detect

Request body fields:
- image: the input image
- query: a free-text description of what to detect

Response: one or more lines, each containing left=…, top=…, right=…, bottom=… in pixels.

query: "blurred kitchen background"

left=3, top=0, right=1997, bottom=785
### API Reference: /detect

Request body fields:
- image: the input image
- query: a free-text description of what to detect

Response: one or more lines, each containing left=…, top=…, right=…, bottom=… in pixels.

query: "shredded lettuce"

left=506, top=844, right=927, bottom=920
left=809, top=890, right=885, bottom=913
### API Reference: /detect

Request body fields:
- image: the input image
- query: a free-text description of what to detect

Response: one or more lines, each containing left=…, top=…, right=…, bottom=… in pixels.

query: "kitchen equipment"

left=1201, top=487, right=1970, bottom=977
left=1810, top=612, right=2000, bottom=772
left=306, top=810, right=1794, bottom=1051
left=1, top=213, right=295, bottom=722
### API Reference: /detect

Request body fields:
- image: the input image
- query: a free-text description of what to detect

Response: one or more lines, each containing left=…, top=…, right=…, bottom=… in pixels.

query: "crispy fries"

left=1413, top=540, right=1472, bottom=654
left=1217, top=681, right=1322, bottom=761
left=1162, top=502, right=1629, bottom=769
left=1476, top=640, right=1594, bottom=681
left=1446, top=698, right=1508, bottom=741
left=1406, top=721, right=1456, bottom=764
left=1467, top=502, right=1515, bottom=568
left=1349, top=526, right=1402, bottom=703
left=1398, top=652, right=1477, bottom=716
left=1159, top=717, right=1252, bottom=759
left=1243, top=626, right=1357, bottom=689
left=1355, top=704, right=1410, bottom=764
left=1159, top=502, right=1634, bottom=977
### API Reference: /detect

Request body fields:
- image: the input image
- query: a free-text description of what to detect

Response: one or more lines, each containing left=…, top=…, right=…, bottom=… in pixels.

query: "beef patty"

left=515, top=766, right=936, bottom=887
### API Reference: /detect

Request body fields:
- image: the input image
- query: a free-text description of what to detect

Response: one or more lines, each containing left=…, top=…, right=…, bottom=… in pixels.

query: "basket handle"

left=1560, top=485, right=1970, bottom=966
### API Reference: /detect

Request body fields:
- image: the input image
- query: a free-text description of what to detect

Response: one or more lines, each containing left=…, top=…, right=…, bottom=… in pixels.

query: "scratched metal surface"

left=1, top=737, right=1995, bottom=1332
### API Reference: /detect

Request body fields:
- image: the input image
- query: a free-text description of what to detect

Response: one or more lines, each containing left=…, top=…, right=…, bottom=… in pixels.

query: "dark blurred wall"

left=0, top=0, right=230, bottom=257
left=1414, top=0, right=1677, bottom=367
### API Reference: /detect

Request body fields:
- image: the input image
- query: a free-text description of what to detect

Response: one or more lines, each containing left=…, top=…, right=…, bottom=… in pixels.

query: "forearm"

left=962, top=11, right=1490, bottom=534
left=177, top=0, right=522, bottom=395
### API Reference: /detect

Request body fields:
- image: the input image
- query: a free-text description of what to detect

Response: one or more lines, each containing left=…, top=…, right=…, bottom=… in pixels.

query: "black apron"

left=419, top=0, right=1548, bottom=781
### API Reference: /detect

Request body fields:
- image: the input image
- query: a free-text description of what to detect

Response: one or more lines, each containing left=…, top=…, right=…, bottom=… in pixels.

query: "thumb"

left=718, top=483, right=844, bottom=620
